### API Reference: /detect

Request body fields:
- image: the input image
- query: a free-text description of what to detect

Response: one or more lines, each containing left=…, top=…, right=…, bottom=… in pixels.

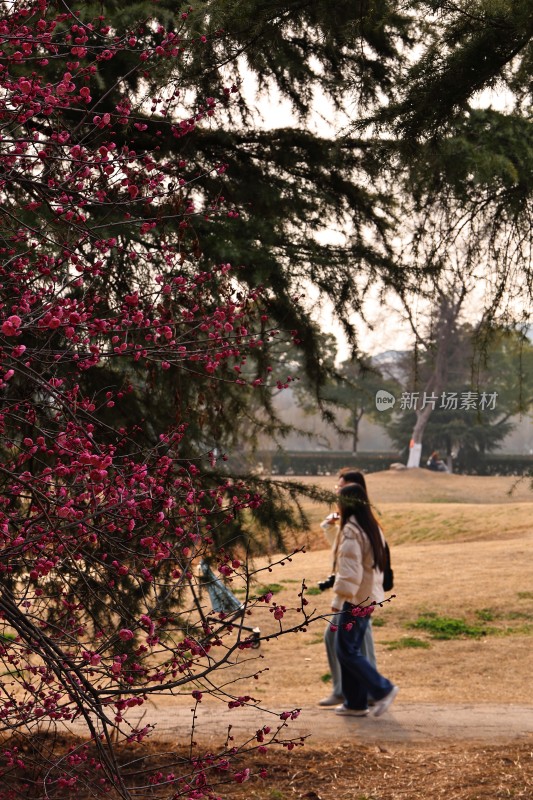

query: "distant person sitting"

left=427, top=451, right=448, bottom=472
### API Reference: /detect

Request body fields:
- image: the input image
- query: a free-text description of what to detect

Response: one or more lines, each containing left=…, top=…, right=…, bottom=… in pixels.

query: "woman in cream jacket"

left=318, top=469, right=377, bottom=707
left=331, top=483, right=398, bottom=717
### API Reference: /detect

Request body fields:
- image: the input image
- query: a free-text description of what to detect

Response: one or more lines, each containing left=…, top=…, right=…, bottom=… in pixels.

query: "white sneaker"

left=318, top=693, right=344, bottom=707
left=335, top=704, right=369, bottom=717
left=372, top=685, right=399, bottom=717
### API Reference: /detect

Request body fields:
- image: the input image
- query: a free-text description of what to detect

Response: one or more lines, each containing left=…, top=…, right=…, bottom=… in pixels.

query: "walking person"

left=331, top=482, right=398, bottom=717
left=318, top=469, right=377, bottom=707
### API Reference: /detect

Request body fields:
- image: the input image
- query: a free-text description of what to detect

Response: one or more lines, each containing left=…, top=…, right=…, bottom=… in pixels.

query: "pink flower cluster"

left=0, top=2, right=312, bottom=797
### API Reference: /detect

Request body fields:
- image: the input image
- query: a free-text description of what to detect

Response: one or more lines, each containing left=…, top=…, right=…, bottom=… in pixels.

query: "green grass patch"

left=256, top=583, right=284, bottom=596
left=476, top=608, right=496, bottom=622
left=320, top=672, right=331, bottom=684
left=0, top=632, right=16, bottom=642
left=371, top=616, right=387, bottom=627
left=500, top=623, right=533, bottom=636
left=306, top=586, right=322, bottom=596
left=408, top=613, right=486, bottom=640
left=517, top=591, right=533, bottom=600
left=384, top=637, right=431, bottom=651
left=234, top=582, right=285, bottom=597
left=406, top=608, right=533, bottom=641
left=473, top=607, right=531, bottom=636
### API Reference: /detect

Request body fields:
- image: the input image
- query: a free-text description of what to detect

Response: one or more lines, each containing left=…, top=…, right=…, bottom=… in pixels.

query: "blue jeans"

left=325, top=614, right=377, bottom=698
left=335, top=602, right=394, bottom=710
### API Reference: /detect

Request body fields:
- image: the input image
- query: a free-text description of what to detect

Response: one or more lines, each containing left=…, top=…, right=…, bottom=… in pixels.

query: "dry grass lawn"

left=284, top=468, right=533, bottom=547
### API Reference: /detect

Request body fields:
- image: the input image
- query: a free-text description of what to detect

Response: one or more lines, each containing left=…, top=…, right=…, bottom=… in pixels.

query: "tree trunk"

left=407, top=404, right=435, bottom=467
left=352, top=408, right=364, bottom=454
left=406, top=292, right=465, bottom=467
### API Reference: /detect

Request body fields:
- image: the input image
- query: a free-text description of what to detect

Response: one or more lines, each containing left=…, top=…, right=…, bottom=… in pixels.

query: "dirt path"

left=119, top=698, right=533, bottom=747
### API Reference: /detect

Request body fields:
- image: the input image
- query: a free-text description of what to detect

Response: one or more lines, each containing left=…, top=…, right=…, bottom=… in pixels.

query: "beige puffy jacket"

left=332, top=517, right=385, bottom=611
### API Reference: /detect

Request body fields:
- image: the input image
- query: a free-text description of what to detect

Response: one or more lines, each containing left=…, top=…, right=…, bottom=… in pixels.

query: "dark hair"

left=338, top=468, right=367, bottom=492
left=338, top=483, right=385, bottom=571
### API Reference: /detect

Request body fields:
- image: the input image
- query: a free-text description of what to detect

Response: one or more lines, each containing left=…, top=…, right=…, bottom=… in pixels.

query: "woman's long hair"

left=338, top=468, right=368, bottom=493
left=338, top=483, right=386, bottom=571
